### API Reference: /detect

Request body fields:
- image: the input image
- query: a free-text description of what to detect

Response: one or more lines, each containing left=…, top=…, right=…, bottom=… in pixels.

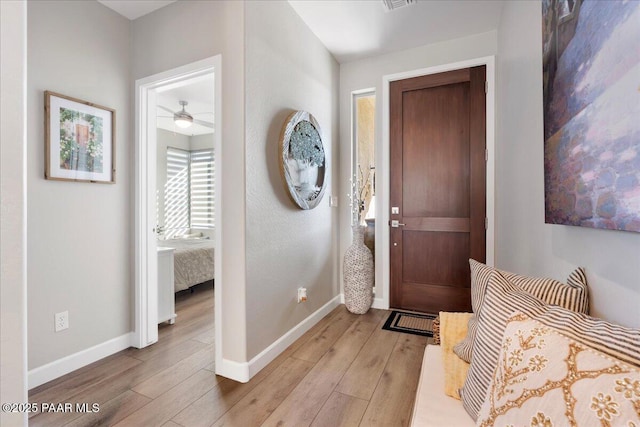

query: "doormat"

left=382, top=311, right=437, bottom=337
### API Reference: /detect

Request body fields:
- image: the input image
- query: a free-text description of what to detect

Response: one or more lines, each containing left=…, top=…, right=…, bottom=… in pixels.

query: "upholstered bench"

left=410, top=260, right=639, bottom=426
left=411, top=345, right=473, bottom=426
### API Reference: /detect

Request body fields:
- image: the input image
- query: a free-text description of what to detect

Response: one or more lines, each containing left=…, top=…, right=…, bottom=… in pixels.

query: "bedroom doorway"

left=134, top=57, right=222, bottom=367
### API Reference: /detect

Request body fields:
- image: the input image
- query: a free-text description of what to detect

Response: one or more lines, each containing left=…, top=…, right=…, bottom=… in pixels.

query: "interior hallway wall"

left=339, top=31, right=498, bottom=303
left=1, top=1, right=28, bottom=424
left=496, top=0, right=640, bottom=327
left=27, top=0, right=133, bottom=370
left=244, top=0, right=340, bottom=359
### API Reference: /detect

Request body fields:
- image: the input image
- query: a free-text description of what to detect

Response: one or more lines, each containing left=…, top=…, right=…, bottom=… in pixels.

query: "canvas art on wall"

left=45, top=91, right=115, bottom=183
left=542, top=0, right=639, bottom=232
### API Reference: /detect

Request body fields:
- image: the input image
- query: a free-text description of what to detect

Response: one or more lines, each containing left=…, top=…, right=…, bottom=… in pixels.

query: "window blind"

left=189, top=149, right=214, bottom=229
left=164, top=147, right=214, bottom=234
left=165, top=147, right=190, bottom=236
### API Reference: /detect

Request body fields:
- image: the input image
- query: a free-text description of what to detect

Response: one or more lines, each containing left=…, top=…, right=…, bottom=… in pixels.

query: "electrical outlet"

left=297, top=287, right=307, bottom=303
left=55, top=311, right=69, bottom=332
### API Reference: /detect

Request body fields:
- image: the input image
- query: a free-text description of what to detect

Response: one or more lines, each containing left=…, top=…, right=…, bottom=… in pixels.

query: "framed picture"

left=279, top=110, right=327, bottom=210
left=45, top=91, right=115, bottom=183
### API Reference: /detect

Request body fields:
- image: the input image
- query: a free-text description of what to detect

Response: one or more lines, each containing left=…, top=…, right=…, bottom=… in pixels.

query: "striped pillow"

left=460, top=270, right=606, bottom=420
left=453, top=260, right=589, bottom=363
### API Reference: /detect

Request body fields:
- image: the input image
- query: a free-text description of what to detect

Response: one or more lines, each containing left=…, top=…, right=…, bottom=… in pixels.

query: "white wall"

left=1, top=1, right=28, bottom=424
left=27, top=1, right=132, bottom=370
left=339, top=31, right=498, bottom=304
left=244, top=0, right=340, bottom=359
left=496, top=1, right=640, bottom=327
left=132, top=0, right=247, bottom=361
left=190, top=134, right=213, bottom=151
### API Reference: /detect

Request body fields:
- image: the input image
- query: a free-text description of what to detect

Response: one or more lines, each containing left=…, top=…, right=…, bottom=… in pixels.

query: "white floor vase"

left=343, top=225, right=374, bottom=314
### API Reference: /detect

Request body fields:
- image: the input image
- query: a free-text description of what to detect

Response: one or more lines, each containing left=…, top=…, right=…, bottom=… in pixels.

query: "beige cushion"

left=453, top=259, right=589, bottom=363
left=439, top=312, right=472, bottom=399
left=410, top=345, right=474, bottom=427
left=461, top=270, right=636, bottom=420
left=476, top=311, right=640, bottom=426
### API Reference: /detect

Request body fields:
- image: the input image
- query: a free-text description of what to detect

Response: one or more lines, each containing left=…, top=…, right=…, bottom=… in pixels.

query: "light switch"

left=330, top=196, right=338, bottom=207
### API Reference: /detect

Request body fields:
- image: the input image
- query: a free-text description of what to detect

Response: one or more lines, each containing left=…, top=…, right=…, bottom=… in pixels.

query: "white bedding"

left=157, top=238, right=214, bottom=292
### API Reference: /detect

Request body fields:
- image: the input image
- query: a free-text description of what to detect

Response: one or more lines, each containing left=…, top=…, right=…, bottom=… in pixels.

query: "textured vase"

left=344, top=225, right=374, bottom=314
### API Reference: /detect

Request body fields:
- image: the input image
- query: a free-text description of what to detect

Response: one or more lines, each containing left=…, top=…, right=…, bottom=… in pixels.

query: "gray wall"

left=27, top=1, right=132, bottom=369
left=496, top=1, right=640, bottom=327
left=244, top=0, right=340, bottom=359
left=132, top=0, right=248, bottom=361
left=1, top=1, right=28, bottom=424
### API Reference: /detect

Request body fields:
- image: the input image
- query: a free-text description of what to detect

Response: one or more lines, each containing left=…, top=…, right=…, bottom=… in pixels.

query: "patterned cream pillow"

left=477, top=312, right=640, bottom=427
left=453, top=259, right=589, bottom=363
left=439, top=312, right=473, bottom=399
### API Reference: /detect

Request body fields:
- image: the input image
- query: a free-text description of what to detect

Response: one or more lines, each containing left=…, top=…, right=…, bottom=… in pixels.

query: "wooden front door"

left=390, top=66, right=486, bottom=313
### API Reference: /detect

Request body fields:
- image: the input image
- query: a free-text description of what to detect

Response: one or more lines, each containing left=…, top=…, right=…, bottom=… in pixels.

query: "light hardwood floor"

left=29, top=283, right=429, bottom=426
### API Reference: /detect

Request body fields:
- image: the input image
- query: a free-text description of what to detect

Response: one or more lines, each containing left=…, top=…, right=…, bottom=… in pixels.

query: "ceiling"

left=156, top=75, right=215, bottom=136
left=97, top=0, right=504, bottom=125
left=98, top=1, right=504, bottom=64
left=97, top=0, right=176, bottom=20
left=288, top=0, right=505, bottom=63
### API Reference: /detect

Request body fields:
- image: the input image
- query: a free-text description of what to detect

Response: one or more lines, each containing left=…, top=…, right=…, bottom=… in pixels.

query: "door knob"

left=390, top=220, right=405, bottom=228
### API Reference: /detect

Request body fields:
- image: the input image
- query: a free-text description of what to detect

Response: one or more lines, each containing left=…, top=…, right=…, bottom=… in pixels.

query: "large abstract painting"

left=542, top=0, right=640, bottom=232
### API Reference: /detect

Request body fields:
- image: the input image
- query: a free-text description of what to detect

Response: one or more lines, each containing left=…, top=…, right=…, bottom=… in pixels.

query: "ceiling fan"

left=158, top=100, right=214, bottom=130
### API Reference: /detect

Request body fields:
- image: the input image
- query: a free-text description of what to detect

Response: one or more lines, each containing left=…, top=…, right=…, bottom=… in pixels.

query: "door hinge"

left=485, top=81, right=488, bottom=93
left=485, top=148, right=489, bottom=162
left=485, top=217, right=488, bottom=230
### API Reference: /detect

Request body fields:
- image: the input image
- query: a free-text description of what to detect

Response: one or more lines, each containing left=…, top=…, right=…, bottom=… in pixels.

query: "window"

left=165, top=147, right=214, bottom=237
left=189, top=149, right=214, bottom=229
left=352, top=91, right=376, bottom=225
left=165, top=147, right=190, bottom=236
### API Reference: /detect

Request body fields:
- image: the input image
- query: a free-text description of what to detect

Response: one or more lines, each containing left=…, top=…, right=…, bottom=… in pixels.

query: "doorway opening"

left=134, top=56, right=222, bottom=371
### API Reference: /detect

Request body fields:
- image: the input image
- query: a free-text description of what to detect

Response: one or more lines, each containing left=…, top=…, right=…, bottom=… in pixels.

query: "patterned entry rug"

left=382, top=311, right=437, bottom=337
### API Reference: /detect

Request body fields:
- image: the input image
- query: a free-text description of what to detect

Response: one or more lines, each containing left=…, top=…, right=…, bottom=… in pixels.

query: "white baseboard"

left=371, top=297, right=386, bottom=309
left=245, top=295, right=342, bottom=380
left=28, top=333, right=133, bottom=389
left=215, top=357, right=251, bottom=383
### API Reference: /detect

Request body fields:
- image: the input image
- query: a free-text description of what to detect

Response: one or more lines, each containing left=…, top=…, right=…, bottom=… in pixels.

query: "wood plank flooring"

left=29, top=282, right=431, bottom=426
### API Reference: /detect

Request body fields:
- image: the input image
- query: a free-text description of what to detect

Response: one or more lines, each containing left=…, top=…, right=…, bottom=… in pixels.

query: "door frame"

left=133, top=55, right=223, bottom=367
left=379, top=56, right=495, bottom=310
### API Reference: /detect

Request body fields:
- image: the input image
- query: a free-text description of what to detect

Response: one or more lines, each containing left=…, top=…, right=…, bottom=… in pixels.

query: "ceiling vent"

left=382, top=0, right=416, bottom=12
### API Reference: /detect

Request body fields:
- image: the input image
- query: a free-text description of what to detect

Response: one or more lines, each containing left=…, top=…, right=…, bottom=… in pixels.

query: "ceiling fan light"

left=174, top=111, right=193, bottom=128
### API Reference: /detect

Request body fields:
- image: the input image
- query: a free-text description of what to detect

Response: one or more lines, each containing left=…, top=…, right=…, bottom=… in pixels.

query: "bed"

left=157, top=237, right=214, bottom=292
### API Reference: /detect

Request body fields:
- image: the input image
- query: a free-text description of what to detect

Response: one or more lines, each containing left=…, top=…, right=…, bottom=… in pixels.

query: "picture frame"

left=279, top=110, right=327, bottom=210
left=45, top=91, right=115, bottom=183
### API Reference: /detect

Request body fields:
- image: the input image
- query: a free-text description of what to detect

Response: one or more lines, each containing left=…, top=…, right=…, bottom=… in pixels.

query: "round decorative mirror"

left=280, top=111, right=327, bottom=209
